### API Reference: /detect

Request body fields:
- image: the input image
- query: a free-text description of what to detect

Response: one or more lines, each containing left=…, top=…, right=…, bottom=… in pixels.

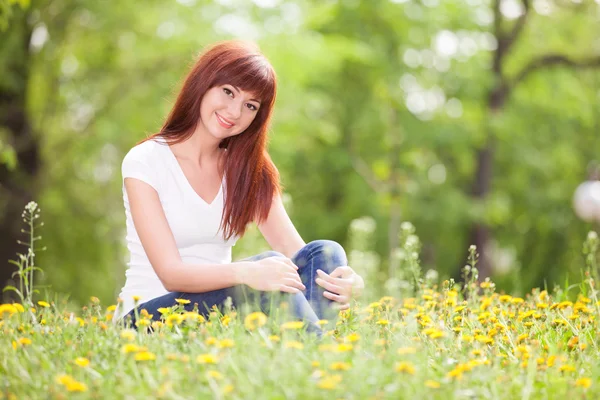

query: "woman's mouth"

left=216, top=113, right=234, bottom=129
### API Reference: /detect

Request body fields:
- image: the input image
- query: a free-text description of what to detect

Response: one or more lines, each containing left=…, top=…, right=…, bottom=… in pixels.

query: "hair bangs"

left=214, top=55, right=276, bottom=107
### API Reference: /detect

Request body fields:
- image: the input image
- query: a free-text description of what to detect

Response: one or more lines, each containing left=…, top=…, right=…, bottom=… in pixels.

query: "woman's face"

left=199, top=84, right=261, bottom=140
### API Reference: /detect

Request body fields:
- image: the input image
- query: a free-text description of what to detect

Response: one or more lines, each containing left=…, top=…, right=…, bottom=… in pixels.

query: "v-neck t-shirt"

left=114, top=137, right=239, bottom=321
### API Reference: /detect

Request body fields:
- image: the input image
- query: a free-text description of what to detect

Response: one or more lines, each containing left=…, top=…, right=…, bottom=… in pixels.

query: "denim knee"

left=294, top=240, right=348, bottom=272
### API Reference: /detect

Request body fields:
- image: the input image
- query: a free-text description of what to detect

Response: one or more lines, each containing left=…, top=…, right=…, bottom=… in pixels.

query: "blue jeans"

left=122, top=240, right=348, bottom=336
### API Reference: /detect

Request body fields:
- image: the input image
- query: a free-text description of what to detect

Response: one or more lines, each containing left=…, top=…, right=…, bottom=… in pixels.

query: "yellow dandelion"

left=166, top=314, right=184, bottom=327
left=12, top=303, right=24, bottom=313
left=330, top=361, right=352, bottom=371
left=395, top=362, right=416, bottom=375
left=121, top=344, right=140, bottom=354
left=425, top=380, right=441, bottom=389
left=206, top=370, right=223, bottom=380
left=205, top=337, right=218, bottom=346
left=317, top=319, right=329, bottom=326
left=317, top=375, right=342, bottom=390
left=217, top=338, right=235, bottom=349
left=311, top=361, right=320, bottom=368
left=268, top=335, right=280, bottom=342
left=335, top=343, right=354, bottom=352
left=175, top=298, right=190, bottom=305
left=575, top=377, right=592, bottom=389
left=280, top=321, right=305, bottom=330
left=345, top=333, right=360, bottom=342
left=132, top=295, right=141, bottom=302
left=37, top=301, right=50, bottom=308
left=284, top=341, right=304, bottom=350
left=120, top=329, right=136, bottom=341
left=157, top=307, right=171, bottom=315
left=134, top=351, right=156, bottom=361
left=244, top=311, right=268, bottom=331
left=106, top=305, right=117, bottom=312
left=196, top=354, right=219, bottom=364
left=18, top=337, right=32, bottom=346
left=376, top=319, right=390, bottom=326
left=397, top=347, right=417, bottom=355
left=74, top=357, right=90, bottom=367
left=559, top=365, right=576, bottom=373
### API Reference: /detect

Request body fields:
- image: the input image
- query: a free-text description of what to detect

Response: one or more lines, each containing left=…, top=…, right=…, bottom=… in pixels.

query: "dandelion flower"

left=205, top=337, right=218, bottom=346
left=559, top=365, right=576, bottom=373
left=120, top=329, right=136, bottom=341
left=244, top=312, right=267, bottom=331
left=335, top=343, right=353, bottom=352
left=284, top=341, right=304, bottom=350
left=425, top=380, right=441, bottom=389
left=175, top=298, right=190, bottom=305
left=197, top=354, right=219, bottom=364
left=37, top=301, right=50, bottom=308
left=74, top=357, right=90, bottom=367
left=280, top=321, right=304, bottom=330
left=345, top=333, right=360, bottom=342
left=329, top=362, right=352, bottom=371
left=395, top=362, right=416, bottom=375
left=18, top=338, right=32, bottom=346
left=206, top=370, right=223, bottom=380
left=217, top=338, right=235, bottom=349
left=121, top=344, right=140, bottom=354
left=135, top=351, right=156, bottom=361
left=575, top=378, right=592, bottom=389
left=397, top=347, right=417, bottom=355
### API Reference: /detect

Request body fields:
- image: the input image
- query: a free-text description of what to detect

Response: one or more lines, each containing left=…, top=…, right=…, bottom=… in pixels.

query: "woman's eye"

left=223, top=88, right=233, bottom=97
left=247, top=103, right=258, bottom=111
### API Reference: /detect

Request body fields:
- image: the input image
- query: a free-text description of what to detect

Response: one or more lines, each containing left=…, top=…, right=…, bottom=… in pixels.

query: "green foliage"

left=0, top=0, right=599, bottom=307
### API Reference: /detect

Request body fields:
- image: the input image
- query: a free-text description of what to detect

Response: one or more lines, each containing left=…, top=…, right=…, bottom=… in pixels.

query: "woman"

left=113, top=40, right=365, bottom=333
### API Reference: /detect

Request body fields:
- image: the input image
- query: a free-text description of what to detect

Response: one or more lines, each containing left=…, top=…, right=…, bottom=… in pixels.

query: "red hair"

left=141, top=40, right=280, bottom=240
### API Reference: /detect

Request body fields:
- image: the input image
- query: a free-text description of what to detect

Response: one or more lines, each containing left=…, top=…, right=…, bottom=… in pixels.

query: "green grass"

left=1, top=279, right=600, bottom=399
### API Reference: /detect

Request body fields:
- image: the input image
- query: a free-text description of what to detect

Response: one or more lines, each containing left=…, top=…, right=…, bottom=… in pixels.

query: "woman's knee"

left=296, top=240, right=348, bottom=271
left=309, top=240, right=347, bottom=261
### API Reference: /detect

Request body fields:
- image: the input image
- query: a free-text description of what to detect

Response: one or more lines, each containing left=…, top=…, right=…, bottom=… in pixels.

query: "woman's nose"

left=228, top=101, right=243, bottom=120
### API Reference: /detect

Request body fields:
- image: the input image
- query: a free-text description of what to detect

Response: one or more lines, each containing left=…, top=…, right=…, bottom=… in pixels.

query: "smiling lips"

left=215, top=113, right=234, bottom=129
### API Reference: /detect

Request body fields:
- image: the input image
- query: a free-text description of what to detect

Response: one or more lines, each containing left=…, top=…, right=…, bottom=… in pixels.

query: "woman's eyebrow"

left=231, top=85, right=261, bottom=104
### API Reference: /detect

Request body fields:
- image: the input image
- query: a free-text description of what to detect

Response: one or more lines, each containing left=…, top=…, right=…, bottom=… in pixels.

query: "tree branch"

left=502, top=0, right=530, bottom=54
left=348, top=154, right=387, bottom=193
left=512, top=54, right=600, bottom=86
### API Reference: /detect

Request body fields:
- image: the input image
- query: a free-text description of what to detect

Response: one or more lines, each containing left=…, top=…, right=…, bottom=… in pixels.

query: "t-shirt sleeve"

left=121, top=143, right=160, bottom=192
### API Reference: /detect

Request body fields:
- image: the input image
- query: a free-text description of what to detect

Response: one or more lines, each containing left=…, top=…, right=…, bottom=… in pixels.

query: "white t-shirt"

left=114, top=137, right=238, bottom=321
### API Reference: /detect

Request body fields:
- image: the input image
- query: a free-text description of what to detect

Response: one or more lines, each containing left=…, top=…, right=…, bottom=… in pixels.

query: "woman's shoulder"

left=123, top=137, right=167, bottom=164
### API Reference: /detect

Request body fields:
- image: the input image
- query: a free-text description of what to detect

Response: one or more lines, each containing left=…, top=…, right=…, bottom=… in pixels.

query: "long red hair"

left=141, top=40, right=280, bottom=240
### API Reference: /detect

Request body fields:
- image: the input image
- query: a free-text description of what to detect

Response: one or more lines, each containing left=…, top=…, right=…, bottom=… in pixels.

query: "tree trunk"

left=0, top=9, right=40, bottom=301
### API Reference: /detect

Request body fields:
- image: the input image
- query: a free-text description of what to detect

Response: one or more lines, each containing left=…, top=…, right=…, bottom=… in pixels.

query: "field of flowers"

left=2, top=265, right=600, bottom=398
left=1, top=204, right=599, bottom=399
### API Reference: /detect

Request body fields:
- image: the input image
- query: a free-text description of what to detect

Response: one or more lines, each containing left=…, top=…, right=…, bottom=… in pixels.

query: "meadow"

left=1, top=204, right=600, bottom=399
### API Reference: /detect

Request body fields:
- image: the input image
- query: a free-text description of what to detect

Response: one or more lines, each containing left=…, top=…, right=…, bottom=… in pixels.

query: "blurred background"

left=1, top=0, right=599, bottom=307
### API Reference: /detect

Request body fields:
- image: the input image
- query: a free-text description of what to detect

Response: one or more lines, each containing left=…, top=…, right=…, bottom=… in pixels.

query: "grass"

left=1, top=203, right=599, bottom=399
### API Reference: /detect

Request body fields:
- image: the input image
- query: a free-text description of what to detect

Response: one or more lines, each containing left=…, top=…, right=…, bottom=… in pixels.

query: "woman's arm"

left=125, top=178, right=250, bottom=292
left=257, top=195, right=306, bottom=258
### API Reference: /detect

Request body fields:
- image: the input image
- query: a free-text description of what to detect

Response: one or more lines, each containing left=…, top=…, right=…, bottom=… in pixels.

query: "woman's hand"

left=239, top=257, right=306, bottom=294
left=315, top=266, right=365, bottom=310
